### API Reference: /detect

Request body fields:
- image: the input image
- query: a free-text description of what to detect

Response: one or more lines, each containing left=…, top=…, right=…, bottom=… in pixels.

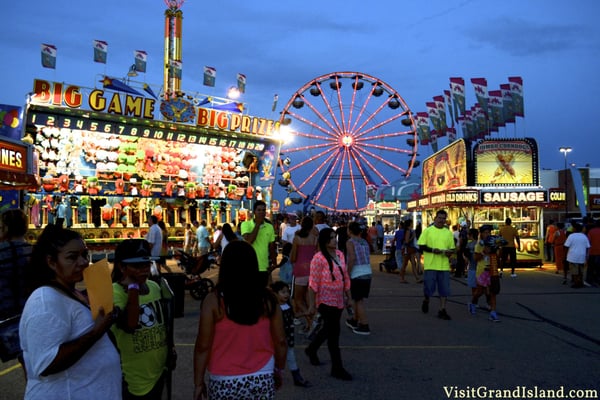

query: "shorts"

left=350, top=276, right=372, bottom=301
left=423, top=270, right=450, bottom=298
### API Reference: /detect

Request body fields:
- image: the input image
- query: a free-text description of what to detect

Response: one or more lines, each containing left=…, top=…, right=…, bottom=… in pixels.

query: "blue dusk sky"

left=1, top=0, right=598, bottom=177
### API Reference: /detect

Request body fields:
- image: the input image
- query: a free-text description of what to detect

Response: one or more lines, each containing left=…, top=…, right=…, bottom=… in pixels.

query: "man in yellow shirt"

left=417, top=209, right=456, bottom=320
left=499, top=217, right=520, bottom=277
left=241, top=200, right=276, bottom=286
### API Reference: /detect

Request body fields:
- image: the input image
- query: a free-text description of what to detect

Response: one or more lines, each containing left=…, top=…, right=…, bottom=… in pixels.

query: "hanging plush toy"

left=87, top=177, right=100, bottom=195
left=115, top=177, right=125, bottom=195
left=129, top=178, right=139, bottom=196
left=58, top=174, right=70, bottom=193
left=140, top=180, right=153, bottom=197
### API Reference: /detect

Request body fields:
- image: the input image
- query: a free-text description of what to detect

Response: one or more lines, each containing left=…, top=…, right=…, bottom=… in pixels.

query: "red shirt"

left=587, top=226, right=600, bottom=255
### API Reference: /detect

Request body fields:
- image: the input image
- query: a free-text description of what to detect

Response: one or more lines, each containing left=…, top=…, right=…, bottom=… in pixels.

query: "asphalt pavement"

left=2, top=256, right=599, bottom=400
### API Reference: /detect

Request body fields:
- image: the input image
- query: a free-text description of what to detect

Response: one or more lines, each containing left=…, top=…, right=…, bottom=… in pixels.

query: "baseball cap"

left=114, top=239, right=159, bottom=264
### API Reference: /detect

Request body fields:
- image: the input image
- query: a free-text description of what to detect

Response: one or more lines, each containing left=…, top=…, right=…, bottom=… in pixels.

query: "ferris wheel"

left=278, top=72, right=419, bottom=212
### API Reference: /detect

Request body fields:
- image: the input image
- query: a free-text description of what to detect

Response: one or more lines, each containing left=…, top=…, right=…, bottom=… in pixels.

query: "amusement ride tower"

left=163, top=0, right=184, bottom=99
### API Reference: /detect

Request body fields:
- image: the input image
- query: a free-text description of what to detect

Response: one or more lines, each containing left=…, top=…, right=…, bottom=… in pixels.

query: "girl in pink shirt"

left=306, top=228, right=352, bottom=381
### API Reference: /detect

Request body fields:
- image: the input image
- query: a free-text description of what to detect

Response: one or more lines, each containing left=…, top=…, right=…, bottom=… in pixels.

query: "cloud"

left=463, top=17, right=587, bottom=57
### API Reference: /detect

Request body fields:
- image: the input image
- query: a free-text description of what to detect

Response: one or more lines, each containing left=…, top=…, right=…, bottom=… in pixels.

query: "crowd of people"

left=2, top=204, right=599, bottom=399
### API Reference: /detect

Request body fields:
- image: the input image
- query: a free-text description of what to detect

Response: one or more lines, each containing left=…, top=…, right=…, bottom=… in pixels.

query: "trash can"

left=162, top=273, right=186, bottom=318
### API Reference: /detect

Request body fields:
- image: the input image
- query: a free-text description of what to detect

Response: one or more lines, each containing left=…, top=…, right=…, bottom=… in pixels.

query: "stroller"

left=379, top=244, right=398, bottom=273
left=176, top=249, right=216, bottom=300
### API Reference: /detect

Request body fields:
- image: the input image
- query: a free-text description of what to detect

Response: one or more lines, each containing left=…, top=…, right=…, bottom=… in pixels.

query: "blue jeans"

left=395, top=249, right=404, bottom=273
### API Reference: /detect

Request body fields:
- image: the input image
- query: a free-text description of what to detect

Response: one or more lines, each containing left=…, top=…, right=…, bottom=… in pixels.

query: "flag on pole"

left=470, top=78, right=489, bottom=117
left=444, top=90, right=456, bottom=141
left=508, top=76, right=524, bottom=117
left=134, top=50, right=147, bottom=73
left=416, top=112, right=431, bottom=145
left=203, top=66, right=216, bottom=87
left=170, top=60, right=182, bottom=79
left=93, top=40, right=108, bottom=64
left=426, top=101, right=443, bottom=137
left=450, top=77, right=465, bottom=122
left=272, top=94, right=278, bottom=112
left=41, top=43, right=57, bottom=69
left=488, top=90, right=505, bottom=129
left=500, top=83, right=515, bottom=123
left=433, top=95, right=448, bottom=135
left=237, top=73, right=246, bottom=93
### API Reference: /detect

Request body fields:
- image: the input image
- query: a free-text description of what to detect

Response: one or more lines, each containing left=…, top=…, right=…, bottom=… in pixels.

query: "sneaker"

left=352, top=324, right=371, bottom=335
left=421, top=299, right=429, bottom=313
left=468, top=303, right=476, bottom=315
left=510, top=273, right=517, bottom=278
left=345, top=318, right=358, bottom=329
left=437, top=309, right=451, bottom=320
left=489, top=311, right=500, bottom=322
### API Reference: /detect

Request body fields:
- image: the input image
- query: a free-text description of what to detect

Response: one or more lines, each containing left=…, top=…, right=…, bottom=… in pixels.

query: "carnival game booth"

left=0, top=135, right=39, bottom=208
left=407, top=138, right=563, bottom=267
left=24, top=79, right=282, bottom=252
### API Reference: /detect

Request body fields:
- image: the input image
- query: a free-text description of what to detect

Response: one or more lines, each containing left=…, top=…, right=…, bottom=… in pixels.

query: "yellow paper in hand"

left=83, top=258, right=114, bottom=319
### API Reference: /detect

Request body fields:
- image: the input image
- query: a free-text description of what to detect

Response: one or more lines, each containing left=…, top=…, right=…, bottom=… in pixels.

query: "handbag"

left=0, top=315, right=21, bottom=362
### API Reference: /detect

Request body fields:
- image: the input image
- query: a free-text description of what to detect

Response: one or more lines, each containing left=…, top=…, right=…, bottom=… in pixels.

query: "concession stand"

left=407, top=138, right=565, bottom=267
left=23, top=78, right=282, bottom=251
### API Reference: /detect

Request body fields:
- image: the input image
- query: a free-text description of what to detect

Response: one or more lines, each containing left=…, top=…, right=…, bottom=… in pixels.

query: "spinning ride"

left=278, top=72, right=418, bottom=212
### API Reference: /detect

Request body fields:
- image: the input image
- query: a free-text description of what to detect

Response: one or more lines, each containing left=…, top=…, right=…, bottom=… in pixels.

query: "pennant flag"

left=464, top=111, right=474, bottom=140
left=143, top=83, right=157, bottom=99
left=203, top=66, right=216, bottom=87
left=433, top=95, right=448, bottom=135
left=473, top=105, right=488, bottom=138
left=237, top=73, right=246, bottom=93
left=93, top=40, right=108, bottom=64
left=470, top=78, right=489, bottom=117
left=41, top=43, right=57, bottom=69
left=195, top=96, right=212, bottom=107
left=272, top=94, right=279, bottom=112
left=444, top=90, right=456, bottom=141
left=488, top=90, right=505, bottom=129
left=426, top=101, right=443, bottom=137
left=508, top=76, right=524, bottom=117
left=211, top=102, right=244, bottom=113
left=100, top=76, right=143, bottom=96
left=170, top=60, right=182, bottom=79
left=134, top=50, right=147, bottom=73
left=500, top=83, right=515, bottom=123
left=449, top=77, right=465, bottom=122
left=416, top=112, right=431, bottom=145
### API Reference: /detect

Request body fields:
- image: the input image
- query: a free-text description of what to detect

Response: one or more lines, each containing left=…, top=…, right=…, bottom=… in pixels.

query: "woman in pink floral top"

left=306, top=228, right=352, bottom=381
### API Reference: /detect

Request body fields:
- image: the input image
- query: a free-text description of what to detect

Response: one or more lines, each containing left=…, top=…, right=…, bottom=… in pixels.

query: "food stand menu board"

left=474, top=138, right=539, bottom=186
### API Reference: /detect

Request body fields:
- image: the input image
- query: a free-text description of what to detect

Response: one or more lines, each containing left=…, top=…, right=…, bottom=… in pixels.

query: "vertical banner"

left=93, top=40, right=108, bottom=64
left=471, top=77, right=489, bottom=117
left=134, top=50, right=147, bottom=73
left=450, top=77, right=466, bottom=122
left=500, top=83, right=515, bottom=123
left=272, top=94, right=278, bottom=112
left=508, top=76, right=524, bottom=117
left=488, top=90, right=505, bottom=129
left=203, top=66, right=216, bottom=87
left=41, top=43, right=57, bottom=69
left=237, top=73, right=246, bottom=93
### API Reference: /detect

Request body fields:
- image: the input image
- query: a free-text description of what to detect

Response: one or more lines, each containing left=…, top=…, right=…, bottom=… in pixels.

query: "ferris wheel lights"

left=278, top=125, right=294, bottom=144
